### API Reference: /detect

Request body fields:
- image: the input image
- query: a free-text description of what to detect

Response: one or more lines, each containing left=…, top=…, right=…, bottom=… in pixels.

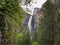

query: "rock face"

left=19, top=14, right=31, bottom=33
left=33, top=8, right=40, bottom=15
left=35, top=8, right=43, bottom=25
left=30, top=8, right=41, bottom=36
left=23, top=14, right=31, bottom=27
left=21, top=7, right=43, bottom=36
left=24, top=7, right=42, bottom=36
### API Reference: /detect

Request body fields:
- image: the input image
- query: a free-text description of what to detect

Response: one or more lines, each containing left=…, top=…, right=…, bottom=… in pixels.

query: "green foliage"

left=0, top=0, right=25, bottom=45
left=17, top=29, right=32, bottom=45
left=32, top=42, right=39, bottom=45
left=17, top=33, right=24, bottom=45
left=23, top=30, right=32, bottom=45
left=0, top=0, right=20, bottom=15
left=37, top=0, right=59, bottom=45
left=32, top=32, right=38, bottom=43
left=1, top=0, right=60, bottom=45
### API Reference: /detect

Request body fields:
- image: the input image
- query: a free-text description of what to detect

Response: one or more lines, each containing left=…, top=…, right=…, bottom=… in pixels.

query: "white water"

left=20, top=0, right=47, bottom=35
left=28, top=15, right=33, bottom=34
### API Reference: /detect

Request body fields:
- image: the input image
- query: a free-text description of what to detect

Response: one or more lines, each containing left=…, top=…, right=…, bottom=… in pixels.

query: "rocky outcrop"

left=20, top=7, right=41, bottom=35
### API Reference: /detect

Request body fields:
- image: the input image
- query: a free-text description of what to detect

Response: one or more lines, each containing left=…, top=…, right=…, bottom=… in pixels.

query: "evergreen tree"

left=38, top=0, right=58, bottom=45
left=54, top=0, right=60, bottom=45
left=0, top=0, right=25, bottom=45
left=23, top=29, right=32, bottom=45
left=32, top=31, right=38, bottom=43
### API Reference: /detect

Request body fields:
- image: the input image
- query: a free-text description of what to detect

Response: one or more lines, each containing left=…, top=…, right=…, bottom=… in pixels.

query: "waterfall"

left=28, top=15, right=33, bottom=35
left=20, top=0, right=47, bottom=36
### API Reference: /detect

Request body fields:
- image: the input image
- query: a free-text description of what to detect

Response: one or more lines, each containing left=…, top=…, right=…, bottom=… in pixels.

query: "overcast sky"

left=21, top=0, right=47, bottom=15
left=31, top=0, right=46, bottom=8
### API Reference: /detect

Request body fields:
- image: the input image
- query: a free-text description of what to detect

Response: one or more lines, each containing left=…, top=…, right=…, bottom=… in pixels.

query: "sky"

left=30, top=0, right=46, bottom=8
left=21, top=0, right=47, bottom=15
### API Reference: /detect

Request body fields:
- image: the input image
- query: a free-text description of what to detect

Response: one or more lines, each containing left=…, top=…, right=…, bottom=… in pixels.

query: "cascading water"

left=20, top=0, right=47, bottom=36
left=28, top=8, right=40, bottom=36
left=28, top=15, right=33, bottom=35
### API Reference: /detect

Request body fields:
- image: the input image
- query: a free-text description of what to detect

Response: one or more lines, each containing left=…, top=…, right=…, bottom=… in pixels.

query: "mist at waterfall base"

left=21, top=0, right=47, bottom=36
